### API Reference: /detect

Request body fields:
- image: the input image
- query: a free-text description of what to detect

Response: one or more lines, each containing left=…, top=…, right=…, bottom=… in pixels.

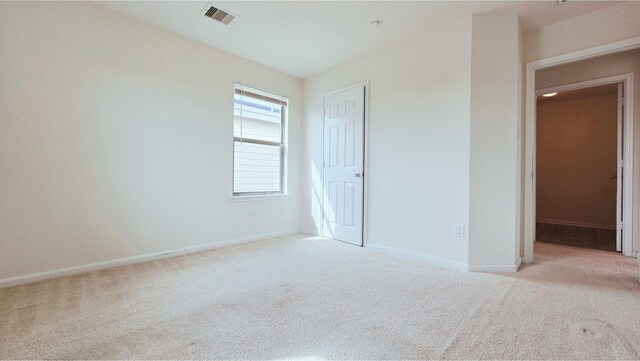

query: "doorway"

left=321, top=83, right=368, bottom=246
left=535, top=82, right=623, bottom=252
left=524, top=39, right=639, bottom=263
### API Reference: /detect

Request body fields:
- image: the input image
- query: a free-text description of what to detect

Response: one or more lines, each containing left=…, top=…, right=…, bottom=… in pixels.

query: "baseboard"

left=0, top=230, right=300, bottom=289
left=366, top=243, right=468, bottom=271
left=537, top=219, right=616, bottom=230
left=468, top=257, right=522, bottom=273
left=300, top=227, right=320, bottom=236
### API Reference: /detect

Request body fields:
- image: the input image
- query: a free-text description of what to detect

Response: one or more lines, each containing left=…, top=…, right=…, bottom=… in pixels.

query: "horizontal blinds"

left=234, top=86, right=283, bottom=143
left=233, top=83, right=286, bottom=194
left=234, top=88, right=287, bottom=107
left=233, top=142, right=281, bottom=193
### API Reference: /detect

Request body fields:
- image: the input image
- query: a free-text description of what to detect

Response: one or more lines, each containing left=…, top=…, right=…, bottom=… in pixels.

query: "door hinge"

left=619, top=160, right=624, bottom=167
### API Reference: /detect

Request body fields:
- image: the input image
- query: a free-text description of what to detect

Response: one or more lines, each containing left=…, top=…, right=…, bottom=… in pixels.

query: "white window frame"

left=232, top=83, right=288, bottom=199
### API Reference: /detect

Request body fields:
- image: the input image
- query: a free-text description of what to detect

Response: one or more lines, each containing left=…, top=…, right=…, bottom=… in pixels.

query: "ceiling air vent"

left=202, top=4, right=236, bottom=25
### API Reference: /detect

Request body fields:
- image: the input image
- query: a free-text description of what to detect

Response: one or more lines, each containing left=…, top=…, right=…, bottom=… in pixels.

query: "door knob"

left=354, top=172, right=362, bottom=178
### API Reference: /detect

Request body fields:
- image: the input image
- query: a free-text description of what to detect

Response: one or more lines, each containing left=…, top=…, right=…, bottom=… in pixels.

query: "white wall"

left=468, top=15, right=521, bottom=268
left=0, top=2, right=302, bottom=281
left=4, top=1, right=635, bottom=280
left=524, top=1, right=640, bottom=62
left=302, top=19, right=473, bottom=266
left=302, top=15, right=523, bottom=270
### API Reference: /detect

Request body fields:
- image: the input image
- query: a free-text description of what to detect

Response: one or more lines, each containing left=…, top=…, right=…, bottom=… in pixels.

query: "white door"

left=322, top=85, right=365, bottom=246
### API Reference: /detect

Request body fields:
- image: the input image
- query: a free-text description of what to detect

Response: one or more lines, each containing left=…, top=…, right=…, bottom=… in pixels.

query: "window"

left=233, top=84, right=287, bottom=196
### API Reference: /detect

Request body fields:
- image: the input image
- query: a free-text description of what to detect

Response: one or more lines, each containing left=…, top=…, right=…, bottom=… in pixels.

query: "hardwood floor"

left=536, top=222, right=617, bottom=252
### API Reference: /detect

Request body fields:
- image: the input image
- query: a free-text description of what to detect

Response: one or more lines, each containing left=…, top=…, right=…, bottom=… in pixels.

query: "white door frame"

left=535, top=74, right=633, bottom=255
left=524, top=36, right=640, bottom=262
left=321, top=81, right=370, bottom=246
left=617, top=82, right=625, bottom=253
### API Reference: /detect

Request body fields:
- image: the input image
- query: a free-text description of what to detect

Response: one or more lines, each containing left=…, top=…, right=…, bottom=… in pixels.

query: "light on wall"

left=542, top=92, right=558, bottom=97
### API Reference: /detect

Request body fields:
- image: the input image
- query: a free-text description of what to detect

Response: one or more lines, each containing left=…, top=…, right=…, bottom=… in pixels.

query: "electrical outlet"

left=249, top=209, right=257, bottom=219
left=455, top=224, right=465, bottom=238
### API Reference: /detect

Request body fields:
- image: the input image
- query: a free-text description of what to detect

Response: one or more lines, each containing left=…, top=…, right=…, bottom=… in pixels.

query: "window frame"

left=232, top=83, right=288, bottom=198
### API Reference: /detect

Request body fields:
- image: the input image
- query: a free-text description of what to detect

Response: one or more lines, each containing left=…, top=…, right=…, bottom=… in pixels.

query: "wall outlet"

left=249, top=209, right=257, bottom=219
left=455, top=224, right=465, bottom=238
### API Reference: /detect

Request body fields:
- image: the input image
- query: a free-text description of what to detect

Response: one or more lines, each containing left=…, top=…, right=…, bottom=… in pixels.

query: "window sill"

left=230, top=194, right=289, bottom=202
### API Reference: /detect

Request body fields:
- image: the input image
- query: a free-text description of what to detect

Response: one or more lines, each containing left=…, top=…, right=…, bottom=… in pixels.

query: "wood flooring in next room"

left=536, top=222, right=617, bottom=252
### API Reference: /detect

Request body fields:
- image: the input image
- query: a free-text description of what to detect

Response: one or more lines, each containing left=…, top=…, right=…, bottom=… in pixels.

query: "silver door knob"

left=354, top=172, right=362, bottom=178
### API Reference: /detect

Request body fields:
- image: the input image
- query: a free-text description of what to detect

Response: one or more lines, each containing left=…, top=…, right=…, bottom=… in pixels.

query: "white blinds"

left=233, top=84, right=287, bottom=194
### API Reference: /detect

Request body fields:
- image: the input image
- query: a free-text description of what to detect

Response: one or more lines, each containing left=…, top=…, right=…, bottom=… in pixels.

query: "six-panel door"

left=322, top=85, right=365, bottom=246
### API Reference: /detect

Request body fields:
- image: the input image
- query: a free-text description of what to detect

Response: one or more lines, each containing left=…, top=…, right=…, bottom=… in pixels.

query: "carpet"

left=1, top=234, right=639, bottom=359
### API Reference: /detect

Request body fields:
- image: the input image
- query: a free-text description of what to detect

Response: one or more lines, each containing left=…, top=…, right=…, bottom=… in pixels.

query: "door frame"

left=321, top=81, right=370, bottom=247
left=524, top=36, right=640, bottom=262
left=535, top=74, right=633, bottom=254
left=618, top=82, right=624, bottom=253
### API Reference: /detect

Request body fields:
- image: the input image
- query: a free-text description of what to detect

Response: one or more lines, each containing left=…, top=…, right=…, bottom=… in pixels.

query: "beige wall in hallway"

left=536, top=94, right=618, bottom=229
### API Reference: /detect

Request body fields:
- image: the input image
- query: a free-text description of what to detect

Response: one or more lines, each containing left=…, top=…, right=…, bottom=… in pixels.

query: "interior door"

left=322, top=85, right=365, bottom=246
left=616, top=83, right=624, bottom=252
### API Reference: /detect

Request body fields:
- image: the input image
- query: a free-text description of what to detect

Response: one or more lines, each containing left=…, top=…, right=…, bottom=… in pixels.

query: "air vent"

left=201, top=4, right=236, bottom=25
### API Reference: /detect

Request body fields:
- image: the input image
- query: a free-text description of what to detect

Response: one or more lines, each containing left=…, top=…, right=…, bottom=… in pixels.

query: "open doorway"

left=524, top=45, right=639, bottom=263
left=535, top=82, right=623, bottom=252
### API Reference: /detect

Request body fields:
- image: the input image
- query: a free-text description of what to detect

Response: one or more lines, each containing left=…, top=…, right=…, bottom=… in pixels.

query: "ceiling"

left=537, top=83, right=619, bottom=104
left=97, top=1, right=619, bottom=78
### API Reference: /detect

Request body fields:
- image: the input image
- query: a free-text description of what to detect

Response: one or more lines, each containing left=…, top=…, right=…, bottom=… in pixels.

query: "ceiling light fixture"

left=542, top=92, right=558, bottom=97
left=369, top=20, right=382, bottom=28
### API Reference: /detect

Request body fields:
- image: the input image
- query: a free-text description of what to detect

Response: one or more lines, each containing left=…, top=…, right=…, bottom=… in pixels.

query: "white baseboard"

left=0, top=230, right=300, bottom=289
left=368, top=243, right=523, bottom=273
left=468, top=257, right=522, bottom=273
left=300, top=227, right=320, bottom=236
left=366, top=243, right=468, bottom=271
left=537, top=219, right=616, bottom=230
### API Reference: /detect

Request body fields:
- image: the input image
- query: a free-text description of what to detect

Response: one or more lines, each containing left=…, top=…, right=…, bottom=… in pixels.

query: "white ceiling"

left=97, top=1, right=619, bottom=78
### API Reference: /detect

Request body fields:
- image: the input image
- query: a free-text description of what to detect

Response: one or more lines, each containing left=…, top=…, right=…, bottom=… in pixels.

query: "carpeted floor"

left=1, top=234, right=639, bottom=360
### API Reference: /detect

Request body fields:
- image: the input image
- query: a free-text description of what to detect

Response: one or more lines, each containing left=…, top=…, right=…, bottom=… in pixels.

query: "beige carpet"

left=1, top=234, right=639, bottom=360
